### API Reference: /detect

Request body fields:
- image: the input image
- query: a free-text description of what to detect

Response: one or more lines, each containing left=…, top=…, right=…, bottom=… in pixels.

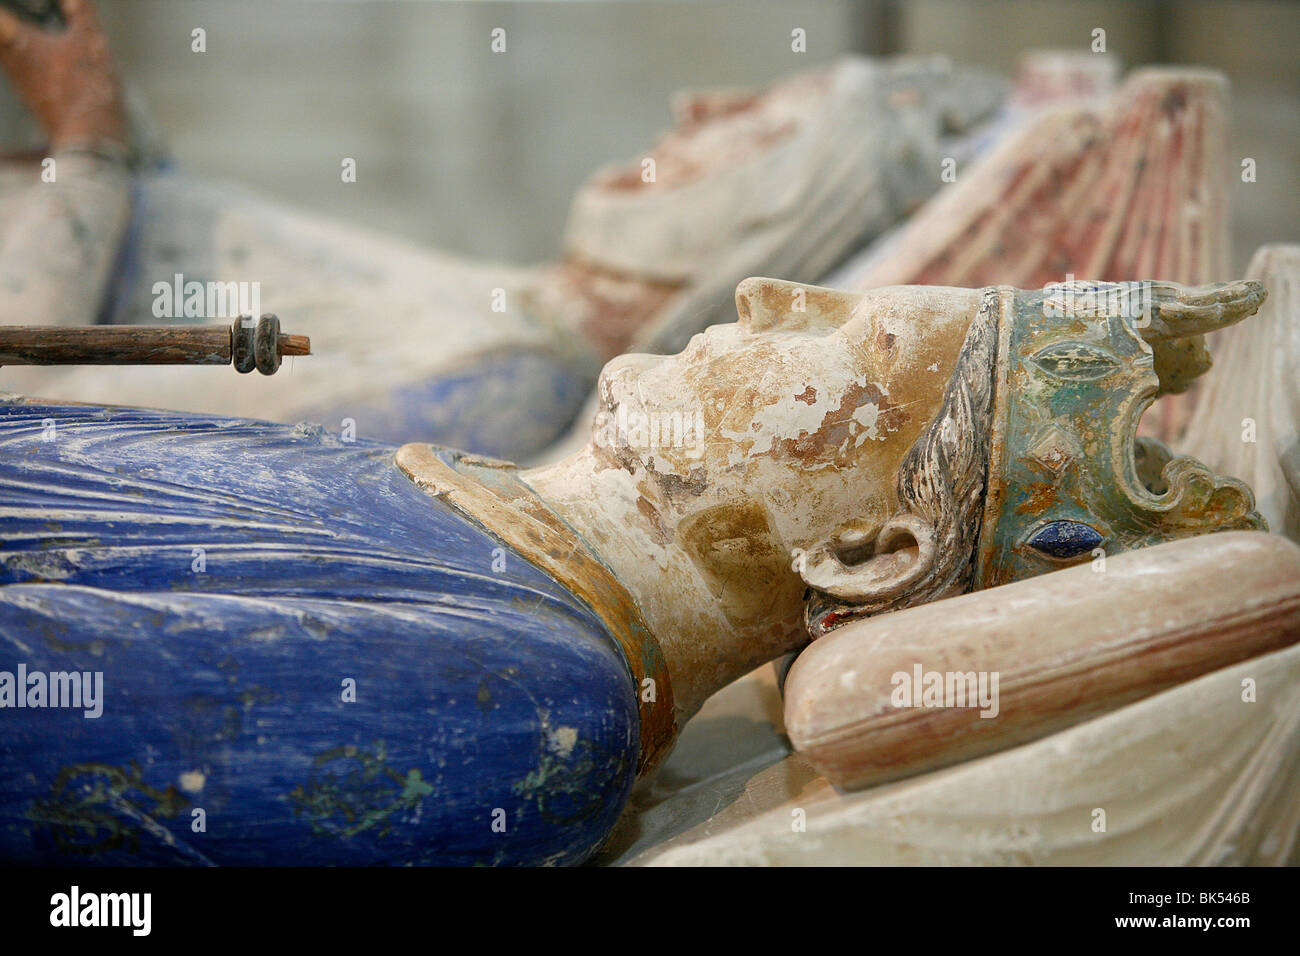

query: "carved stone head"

left=587, top=275, right=1264, bottom=639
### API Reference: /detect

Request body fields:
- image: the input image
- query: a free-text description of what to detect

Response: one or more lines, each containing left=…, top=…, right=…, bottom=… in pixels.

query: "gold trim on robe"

left=395, top=442, right=678, bottom=779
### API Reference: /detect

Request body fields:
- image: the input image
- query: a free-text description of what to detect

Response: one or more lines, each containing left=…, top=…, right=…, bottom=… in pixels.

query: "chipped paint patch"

left=548, top=726, right=579, bottom=758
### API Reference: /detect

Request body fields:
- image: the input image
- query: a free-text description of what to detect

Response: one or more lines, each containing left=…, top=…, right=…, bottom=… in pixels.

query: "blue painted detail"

left=293, top=348, right=592, bottom=457
left=1025, top=520, right=1104, bottom=559
left=0, top=403, right=637, bottom=865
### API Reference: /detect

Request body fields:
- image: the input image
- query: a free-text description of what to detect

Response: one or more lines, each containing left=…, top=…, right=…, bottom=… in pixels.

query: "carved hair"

left=804, top=289, right=1000, bottom=637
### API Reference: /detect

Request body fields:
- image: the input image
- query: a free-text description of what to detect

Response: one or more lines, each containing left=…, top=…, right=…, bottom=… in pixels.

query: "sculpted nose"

left=734, top=277, right=864, bottom=333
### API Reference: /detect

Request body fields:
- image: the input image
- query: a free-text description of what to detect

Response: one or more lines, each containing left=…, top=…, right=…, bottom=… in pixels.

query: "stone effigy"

left=666, top=246, right=1300, bottom=870
left=0, top=1, right=1004, bottom=458
left=0, top=274, right=1266, bottom=865
left=1, top=3, right=1291, bottom=870
left=633, top=254, right=1300, bottom=868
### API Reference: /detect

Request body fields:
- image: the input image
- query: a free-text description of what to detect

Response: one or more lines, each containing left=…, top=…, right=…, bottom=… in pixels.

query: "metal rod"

left=0, top=317, right=310, bottom=376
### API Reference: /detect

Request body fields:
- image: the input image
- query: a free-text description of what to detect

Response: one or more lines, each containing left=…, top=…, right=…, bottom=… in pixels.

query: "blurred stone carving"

left=1180, top=244, right=1300, bottom=540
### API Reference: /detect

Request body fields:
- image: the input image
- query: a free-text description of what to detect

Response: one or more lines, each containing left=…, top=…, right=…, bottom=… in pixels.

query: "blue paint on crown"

left=1026, top=520, right=1104, bottom=559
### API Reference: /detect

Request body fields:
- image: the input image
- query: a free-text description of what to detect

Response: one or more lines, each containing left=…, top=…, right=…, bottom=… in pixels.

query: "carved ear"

left=792, top=514, right=937, bottom=604
left=734, top=277, right=864, bottom=333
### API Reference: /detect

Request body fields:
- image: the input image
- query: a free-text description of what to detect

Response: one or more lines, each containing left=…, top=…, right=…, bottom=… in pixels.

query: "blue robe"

left=0, top=401, right=639, bottom=865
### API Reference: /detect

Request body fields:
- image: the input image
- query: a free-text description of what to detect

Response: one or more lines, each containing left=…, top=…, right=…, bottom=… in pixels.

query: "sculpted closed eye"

left=1025, top=520, right=1104, bottom=559
left=1028, top=342, right=1121, bottom=381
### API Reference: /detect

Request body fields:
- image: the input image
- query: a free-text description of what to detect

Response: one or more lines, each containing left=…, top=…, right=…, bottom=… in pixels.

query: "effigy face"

left=591, top=280, right=983, bottom=567
left=581, top=275, right=1265, bottom=639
